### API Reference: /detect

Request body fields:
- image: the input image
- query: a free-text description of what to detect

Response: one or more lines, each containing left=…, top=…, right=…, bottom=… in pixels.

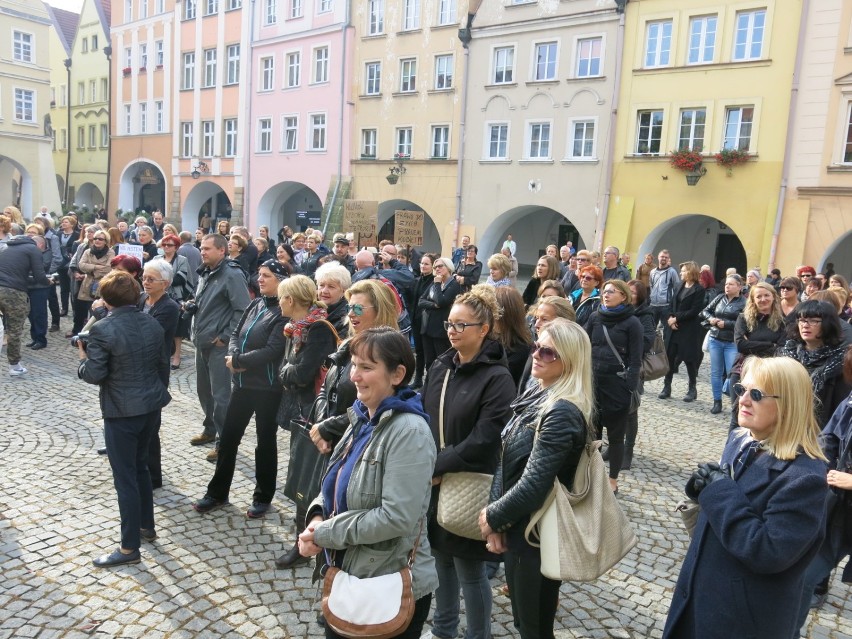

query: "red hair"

left=110, top=254, right=143, bottom=275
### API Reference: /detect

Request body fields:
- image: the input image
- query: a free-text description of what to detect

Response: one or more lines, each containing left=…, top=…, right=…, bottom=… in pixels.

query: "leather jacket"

left=701, top=294, right=746, bottom=342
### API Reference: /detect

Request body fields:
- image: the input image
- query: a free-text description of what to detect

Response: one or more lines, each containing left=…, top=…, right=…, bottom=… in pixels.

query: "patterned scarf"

left=283, top=304, right=328, bottom=350
left=780, top=340, right=847, bottom=396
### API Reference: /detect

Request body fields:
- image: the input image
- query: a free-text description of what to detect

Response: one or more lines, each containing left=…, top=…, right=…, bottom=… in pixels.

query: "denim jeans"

left=708, top=336, right=738, bottom=401
left=27, top=287, right=49, bottom=345
left=431, top=549, right=492, bottom=639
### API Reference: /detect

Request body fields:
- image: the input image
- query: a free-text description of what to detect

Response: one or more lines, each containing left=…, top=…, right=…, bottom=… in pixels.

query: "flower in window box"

left=669, top=148, right=705, bottom=172
left=122, top=67, right=132, bottom=75
left=139, top=67, right=147, bottom=73
left=714, top=148, right=750, bottom=175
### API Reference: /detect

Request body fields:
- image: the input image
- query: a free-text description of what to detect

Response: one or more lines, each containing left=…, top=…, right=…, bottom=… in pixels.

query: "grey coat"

left=191, top=258, right=250, bottom=346
left=309, top=407, right=439, bottom=601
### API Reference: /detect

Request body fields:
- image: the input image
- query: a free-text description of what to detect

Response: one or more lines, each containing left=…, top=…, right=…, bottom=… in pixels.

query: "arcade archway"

left=256, top=181, right=322, bottom=236
left=0, top=155, right=28, bottom=213
left=821, top=231, right=852, bottom=280
left=377, top=199, right=441, bottom=253
left=183, top=182, right=233, bottom=234
left=76, top=182, right=104, bottom=210
left=118, top=160, right=166, bottom=217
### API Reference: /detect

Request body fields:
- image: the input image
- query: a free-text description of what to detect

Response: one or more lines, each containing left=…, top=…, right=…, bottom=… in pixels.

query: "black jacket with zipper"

left=228, top=296, right=288, bottom=391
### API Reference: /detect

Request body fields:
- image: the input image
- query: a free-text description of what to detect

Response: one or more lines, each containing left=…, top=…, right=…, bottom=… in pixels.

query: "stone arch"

left=183, top=181, right=233, bottom=234
left=255, top=181, right=323, bottom=237
left=118, top=159, right=167, bottom=219
left=374, top=199, right=442, bottom=253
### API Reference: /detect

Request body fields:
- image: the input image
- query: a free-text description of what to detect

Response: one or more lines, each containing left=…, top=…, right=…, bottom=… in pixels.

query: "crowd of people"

left=2, top=208, right=852, bottom=638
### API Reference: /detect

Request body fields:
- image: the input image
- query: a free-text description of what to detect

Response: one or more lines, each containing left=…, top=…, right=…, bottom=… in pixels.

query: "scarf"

left=781, top=340, right=847, bottom=396
left=89, top=243, right=109, bottom=259
left=283, top=304, right=327, bottom=349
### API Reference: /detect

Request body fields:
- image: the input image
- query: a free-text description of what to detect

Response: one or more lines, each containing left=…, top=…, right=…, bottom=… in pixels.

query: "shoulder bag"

left=641, top=330, right=669, bottom=381
left=524, top=436, right=636, bottom=582
left=283, top=397, right=329, bottom=513
left=601, top=324, right=641, bottom=412
left=435, top=370, right=494, bottom=540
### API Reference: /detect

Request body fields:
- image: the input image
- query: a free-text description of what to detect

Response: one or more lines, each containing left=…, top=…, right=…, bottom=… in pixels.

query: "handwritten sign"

left=117, top=243, right=144, bottom=263
left=394, top=210, right=424, bottom=246
left=343, top=200, right=378, bottom=237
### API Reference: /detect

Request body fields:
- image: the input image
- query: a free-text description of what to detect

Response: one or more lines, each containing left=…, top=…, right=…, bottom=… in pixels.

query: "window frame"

left=202, top=120, right=215, bottom=157
left=139, top=103, right=147, bottom=134
left=14, top=87, right=35, bottom=123
left=224, top=118, right=238, bottom=157
left=185, top=0, right=197, bottom=20
left=567, top=117, right=597, bottom=160
left=732, top=9, right=766, bottom=62
left=263, top=0, right=277, bottom=25
left=89, top=124, right=97, bottom=149
left=205, top=0, right=218, bottom=15
left=431, top=124, right=450, bottom=159
left=282, top=114, right=299, bottom=152
left=575, top=36, right=602, bottom=79
left=364, top=61, right=381, bottom=95
left=403, top=0, right=420, bottom=31
left=525, top=120, right=553, bottom=160
left=100, top=123, right=109, bottom=147
left=399, top=58, right=417, bottom=93
left=181, top=121, right=193, bottom=157
left=395, top=127, right=413, bottom=157
left=203, top=48, right=217, bottom=88
left=722, top=105, right=754, bottom=151
left=367, top=0, right=384, bottom=35
left=437, top=0, right=455, bottom=26
left=644, top=19, right=672, bottom=68
left=156, top=40, right=164, bottom=66
left=226, top=44, right=240, bottom=85
left=155, top=100, right=164, bottom=132
left=484, top=121, right=509, bottom=160
left=285, top=51, right=301, bottom=88
left=308, top=112, right=327, bottom=152
left=182, top=52, right=196, bottom=89
left=257, top=117, right=273, bottom=153
left=434, top=54, right=453, bottom=90
left=312, top=46, right=329, bottom=84
left=361, top=128, right=377, bottom=158
left=677, top=107, right=706, bottom=151
left=124, top=105, right=132, bottom=135
left=13, top=30, right=33, bottom=63
left=492, top=45, right=515, bottom=85
left=687, top=15, right=717, bottom=65
left=635, top=109, right=664, bottom=155
left=532, top=41, right=558, bottom=81
left=289, top=0, right=303, bottom=19
left=259, top=55, right=275, bottom=91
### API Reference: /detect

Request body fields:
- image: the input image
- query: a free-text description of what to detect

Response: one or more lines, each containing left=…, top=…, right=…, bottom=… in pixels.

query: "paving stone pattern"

left=1, top=320, right=851, bottom=639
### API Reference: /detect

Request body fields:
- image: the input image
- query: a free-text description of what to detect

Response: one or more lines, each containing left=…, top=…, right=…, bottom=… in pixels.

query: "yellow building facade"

left=46, top=4, right=77, bottom=206
left=604, top=0, right=800, bottom=280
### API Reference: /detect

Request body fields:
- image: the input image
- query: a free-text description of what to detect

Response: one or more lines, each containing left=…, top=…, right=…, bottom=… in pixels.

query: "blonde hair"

left=25, top=223, right=43, bottom=236
left=454, top=284, right=501, bottom=337
left=538, top=319, right=595, bottom=428
left=345, top=279, right=399, bottom=336
left=739, top=357, right=827, bottom=461
left=278, top=274, right=326, bottom=311
left=532, top=296, right=576, bottom=323
left=486, top=253, right=511, bottom=279
left=3, top=206, right=23, bottom=224
left=744, top=282, right=783, bottom=332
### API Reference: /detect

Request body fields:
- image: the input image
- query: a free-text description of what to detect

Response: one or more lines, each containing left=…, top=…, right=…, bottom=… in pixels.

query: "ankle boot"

left=658, top=380, right=672, bottom=399
left=710, top=399, right=723, bottom=414
left=274, top=543, right=310, bottom=569
left=683, top=383, right=697, bottom=402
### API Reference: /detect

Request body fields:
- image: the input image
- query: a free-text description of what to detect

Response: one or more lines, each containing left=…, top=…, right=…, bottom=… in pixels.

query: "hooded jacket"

left=0, top=236, right=49, bottom=292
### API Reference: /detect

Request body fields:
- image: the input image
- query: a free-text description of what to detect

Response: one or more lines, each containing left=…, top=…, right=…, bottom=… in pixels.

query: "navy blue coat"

left=664, top=429, right=829, bottom=639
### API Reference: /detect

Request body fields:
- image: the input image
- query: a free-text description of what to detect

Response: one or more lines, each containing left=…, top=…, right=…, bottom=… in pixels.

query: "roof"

left=93, top=0, right=110, bottom=30
left=44, top=3, right=80, bottom=56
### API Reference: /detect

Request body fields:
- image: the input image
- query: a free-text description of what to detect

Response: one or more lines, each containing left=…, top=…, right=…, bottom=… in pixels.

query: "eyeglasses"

left=576, top=257, right=589, bottom=262
left=349, top=303, right=375, bottom=316
left=580, top=275, right=597, bottom=281
left=444, top=321, right=483, bottom=333
left=800, top=274, right=813, bottom=279
left=161, top=243, right=177, bottom=248
left=602, top=289, right=622, bottom=296
left=797, top=317, right=823, bottom=326
left=733, top=383, right=780, bottom=402
left=532, top=342, right=559, bottom=363
left=141, top=276, right=165, bottom=284
left=779, top=286, right=795, bottom=291
left=433, top=264, right=445, bottom=269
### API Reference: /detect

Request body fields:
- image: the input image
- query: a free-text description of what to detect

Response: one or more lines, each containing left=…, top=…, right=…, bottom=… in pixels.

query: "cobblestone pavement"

left=1, top=317, right=851, bottom=639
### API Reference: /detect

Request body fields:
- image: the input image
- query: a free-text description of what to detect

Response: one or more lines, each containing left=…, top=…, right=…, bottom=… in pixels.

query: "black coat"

left=455, top=260, right=482, bottom=292
left=586, top=307, right=643, bottom=414
left=141, top=293, right=181, bottom=357
left=279, top=320, right=338, bottom=416
left=635, top=301, right=657, bottom=354
left=734, top=314, right=785, bottom=357
left=664, top=282, right=706, bottom=365
left=522, top=277, right=541, bottom=307
left=325, top=298, right=349, bottom=338
left=421, top=338, right=515, bottom=560
left=419, top=279, right=461, bottom=338
left=228, top=296, right=288, bottom=391
left=314, top=339, right=358, bottom=445
left=411, top=273, right=434, bottom=334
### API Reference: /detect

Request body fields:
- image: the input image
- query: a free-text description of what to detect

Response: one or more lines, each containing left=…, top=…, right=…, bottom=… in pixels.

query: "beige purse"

left=435, top=370, right=494, bottom=540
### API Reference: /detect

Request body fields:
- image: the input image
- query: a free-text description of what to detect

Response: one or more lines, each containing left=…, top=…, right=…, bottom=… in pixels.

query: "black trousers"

left=597, top=409, right=628, bottom=480
left=206, top=386, right=282, bottom=504
left=325, top=593, right=432, bottom=639
left=505, top=548, right=561, bottom=639
left=72, top=298, right=93, bottom=335
left=57, top=267, right=71, bottom=312
left=422, top=335, right=450, bottom=372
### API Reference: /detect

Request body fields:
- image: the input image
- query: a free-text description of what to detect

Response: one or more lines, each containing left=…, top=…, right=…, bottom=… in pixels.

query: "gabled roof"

left=44, top=3, right=80, bottom=57
left=93, top=0, right=110, bottom=31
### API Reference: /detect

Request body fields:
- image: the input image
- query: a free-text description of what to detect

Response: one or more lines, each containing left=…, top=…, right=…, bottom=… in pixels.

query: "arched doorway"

left=183, top=182, right=233, bottom=234
left=377, top=200, right=441, bottom=253
left=0, top=155, right=29, bottom=213
left=638, top=214, right=747, bottom=282
left=76, top=182, right=104, bottom=210
left=118, top=160, right=166, bottom=217
left=256, top=181, right=322, bottom=236
left=821, top=231, right=852, bottom=280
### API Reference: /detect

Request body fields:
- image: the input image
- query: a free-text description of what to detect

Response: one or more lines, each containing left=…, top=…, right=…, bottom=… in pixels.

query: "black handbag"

left=283, top=417, right=329, bottom=512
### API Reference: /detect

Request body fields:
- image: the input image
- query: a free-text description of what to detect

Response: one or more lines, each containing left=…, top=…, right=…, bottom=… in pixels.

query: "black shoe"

left=140, top=528, right=157, bottom=542
left=810, top=590, right=828, bottom=609
left=683, top=385, right=697, bottom=402
left=97, top=447, right=107, bottom=455
left=246, top=502, right=270, bottom=519
left=192, top=495, right=228, bottom=514
left=49, top=324, right=60, bottom=333
left=622, top=447, right=633, bottom=470
left=92, top=548, right=141, bottom=568
left=658, top=384, right=671, bottom=399
left=30, top=342, right=47, bottom=351
left=274, top=544, right=310, bottom=569
left=710, top=400, right=723, bottom=414
left=25, top=341, right=36, bottom=348
left=60, top=310, right=68, bottom=317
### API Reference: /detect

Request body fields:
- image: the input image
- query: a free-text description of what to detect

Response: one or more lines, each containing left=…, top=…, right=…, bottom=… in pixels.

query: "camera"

left=182, top=300, right=198, bottom=318
left=71, top=331, right=90, bottom=348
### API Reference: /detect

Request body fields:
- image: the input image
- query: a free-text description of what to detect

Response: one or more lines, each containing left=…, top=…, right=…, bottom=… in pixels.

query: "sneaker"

left=190, top=432, right=216, bottom=446
left=246, top=502, right=271, bottom=519
left=206, top=448, right=219, bottom=463
left=9, top=364, right=27, bottom=377
left=192, top=495, right=228, bottom=514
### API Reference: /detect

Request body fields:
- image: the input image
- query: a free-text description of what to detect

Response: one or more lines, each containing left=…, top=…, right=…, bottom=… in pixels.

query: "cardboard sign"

left=394, top=210, right=424, bottom=246
left=343, top=200, right=378, bottom=236
left=117, top=243, right=144, bottom=262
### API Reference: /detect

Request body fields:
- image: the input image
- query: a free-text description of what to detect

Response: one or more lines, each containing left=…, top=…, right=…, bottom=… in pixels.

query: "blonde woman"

left=74, top=229, right=115, bottom=338
left=485, top=253, right=513, bottom=288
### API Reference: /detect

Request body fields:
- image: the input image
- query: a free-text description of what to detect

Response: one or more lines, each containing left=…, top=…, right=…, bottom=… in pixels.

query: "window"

left=260, top=56, right=274, bottom=91
left=569, top=120, right=595, bottom=158
left=367, top=0, right=383, bottom=34
left=844, top=106, right=852, bottom=163
left=396, top=127, right=413, bottom=157
left=90, top=80, right=96, bottom=103
left=319, top=0, right=332, bottom=13
left=156, top=0, right=165, bottom=13
left=92, top=35, right=99, bottom=51
left=636, top=110, right=663, bottom=154
left=286, top=52, right=301, bottom=87
left=228, top=0, right=242, bottom=8
left=82, top=38, right=89, bottom=53
left=644, top=20, right=672, bottom=68
left=226, top=45, right=240, bottom=84
left=60, top=129, right=67, bottom=150
left=181, top=122, right=193, bottom=157
left=309, top=113, right=326, bottom=151
left=283, top=115, right=298, bottom=151
left=202, top=120, right=215, bottom=157
left=258, top=118, right=272, bottom=152
left=431, top=125, right=449, bottom=159
left=78, top=82, right=85, bottom=105
left=183, top=52, right=196, bottom=89
left=126, top=0, right=133, bottom=20
left=493, top=46, right=514, bottom=84
left=140, top=43, right=148, bottom=69
left=534, top=42, right=557, bottom=81
left=437, top=0, right=455, bottom=25
left=576, top=37, right=601, bottom=78
left=101, top=78, right=108, bottom=101
left=125, top=47, right=132, bottom=68
left=733, top=9, right=766, bottom=61
left=527, top=122, right=551, bottom=159
left=678, top=108, right=706, bottom=150
left=13, top=32, right=33, bottom=63
left=89, top=125, right=97, bottom=148
left=434, top=54, right=453, bottom=89
left=155, top=100, right=164, bottom=132
left=688, top=15, right=716, bottom=64
left=723, top=106, right=754, bottom=151
left=78, top=126, right=85, bottom=148
left=101, top=123, right=109, bottom=147
left=224, top=118, right=238, bottom=156
left=403, top=0, right=420, bottom=30
left=361, top=129, right=377, bottom=157
left=290, top=0, right=302, bottom=18
left=400, top=58, right=416, bottom=92
left=204, top=48, right=217, bottom=87
left=264, top=0, right=276, bottom=24
left=52, top=129, right=57, bottom=151
left=486, top=123, right=508, bottom=159
left=139, top=103, right=147, bottom=133
left=156, top=40, right=164, bottom=66
left=59, top=85, right=66, bottom=107
left=124, top=105, right=132, bottom=134
left=140, top=0, right=148, bottom=18
left=313, top=46, right=329, bottom=83
left=185, top=0, right=196, bottom=19
left=206, top=0, right=218, bottom=14
left=365, top=62, right=381, bottom=95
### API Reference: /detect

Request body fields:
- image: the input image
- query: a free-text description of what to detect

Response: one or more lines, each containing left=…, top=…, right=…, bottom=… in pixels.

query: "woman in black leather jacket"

left=700, top=274, right=746, bottom=414
left=479, top=319, right=593, bottom=639
left=411, top=252, right=436, bottom=389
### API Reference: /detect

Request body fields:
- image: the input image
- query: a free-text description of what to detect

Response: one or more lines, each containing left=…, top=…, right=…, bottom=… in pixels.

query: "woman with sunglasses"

left=569, top=264, right=602, bottom=326
left=421, top=285, right=515, bottom=639
left=479, top=319, right=593, bottom=639
left=155, top=234, right=195, bottom=369
left=585, top=279, right=642, bottom=493
left=72, top=229, right=115, bottom=339
left=778, top=277, right=803, bottom=321
left=517, top=296, right=576, bottom=392
left=419, top=256, right=461, bottom=371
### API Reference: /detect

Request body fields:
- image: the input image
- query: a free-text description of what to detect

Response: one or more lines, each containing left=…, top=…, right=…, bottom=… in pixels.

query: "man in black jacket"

left=0, top=234, right=50, bottom=376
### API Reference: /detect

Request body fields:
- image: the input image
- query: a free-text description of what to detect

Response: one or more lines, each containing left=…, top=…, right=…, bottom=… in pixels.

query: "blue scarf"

left=599, top=303, right=625, bottom=315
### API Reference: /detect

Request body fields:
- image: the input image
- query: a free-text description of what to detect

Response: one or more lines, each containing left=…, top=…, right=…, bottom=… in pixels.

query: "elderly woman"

left=701, top=274, right=747, bottom=413
left=480, top=319, right=593, bottom=638
left=78, top=270, right=171, bottom=567
left=135, top=226, right=158, bottom=262
left=660, top=261, right=706, bottom=402
left=454, top=244, right=483, bottom=293
left=193, top=260, right=289, bottom=518
left=140, top=260, right=181, bottom=488
left=523, top=256, right=561, bottom=307
left=155, top=233, right=194, bottom=369
left=419, top=256, right=461, bottom=371
left=315, top=262, right=351, bottom=337
left=297, top=328, right=438, bottom=639
left=301, top=234, right=324, bottom=279
left=664, top=357, right=829, bottom=639
left=72, top=229, right=115, bottom=339
left=421, top=285, right=515, bottom=639
left=253, top=237, right=273, bottom=266
left=569, top=264, right=602, bottom=326
left=485, top=253, right=513, bottom=288
left=227, top=234, right=250, bottom=272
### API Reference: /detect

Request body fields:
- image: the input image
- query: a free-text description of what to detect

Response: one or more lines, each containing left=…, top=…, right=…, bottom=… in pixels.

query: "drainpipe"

left=595, top=0, right=627, bottom=251
left=321, top=4, right=351, bottom=239
left=244, top=0, right=256, bottom=229
left=103, top=45, right=113, bottom=218
left=768, top=0, right=809, bottom=271
left=64, top=58, right=72, bottom=208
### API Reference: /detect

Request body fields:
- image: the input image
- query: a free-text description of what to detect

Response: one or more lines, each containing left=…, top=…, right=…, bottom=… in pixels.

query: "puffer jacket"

left=701, top=294, right=746, bottom=342
left=227, top=295, right=288, bottom=391
left=486, top=389, right=588, bottom=552
left=308, top=395, right=439, bottom=601
left=314, top=339, right=358, bottom=444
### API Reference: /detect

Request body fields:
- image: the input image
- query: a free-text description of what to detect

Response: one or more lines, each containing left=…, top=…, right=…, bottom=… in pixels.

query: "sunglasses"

left=581, top=275, right=597, bottom=281
left=733, top=383, right=779, bottom=402
left=532, top=342, right=559, bottom=363
left=779, top=286, right=795, bottom=291
left=349, top=303, right=375, bottom=316
left=444, top=321, right=483, bottom=333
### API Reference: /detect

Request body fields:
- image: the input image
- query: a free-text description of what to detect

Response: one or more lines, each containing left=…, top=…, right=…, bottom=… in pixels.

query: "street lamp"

left=191, top=160, right=210, bottom=179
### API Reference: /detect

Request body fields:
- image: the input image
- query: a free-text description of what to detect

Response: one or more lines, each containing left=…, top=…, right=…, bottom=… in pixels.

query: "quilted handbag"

left=641, top=330, right=669, bottom=381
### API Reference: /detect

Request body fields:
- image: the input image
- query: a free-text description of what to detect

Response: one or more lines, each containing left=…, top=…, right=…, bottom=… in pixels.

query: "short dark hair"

left=203, top=233, right=228, bottom=250
left=787, top=300, right=844, bottom=347
left=349, top=326, right=414, bottom=389
left=780, top=276, right=803, bottom=293
left=99, top=270, right=141, bottom=307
